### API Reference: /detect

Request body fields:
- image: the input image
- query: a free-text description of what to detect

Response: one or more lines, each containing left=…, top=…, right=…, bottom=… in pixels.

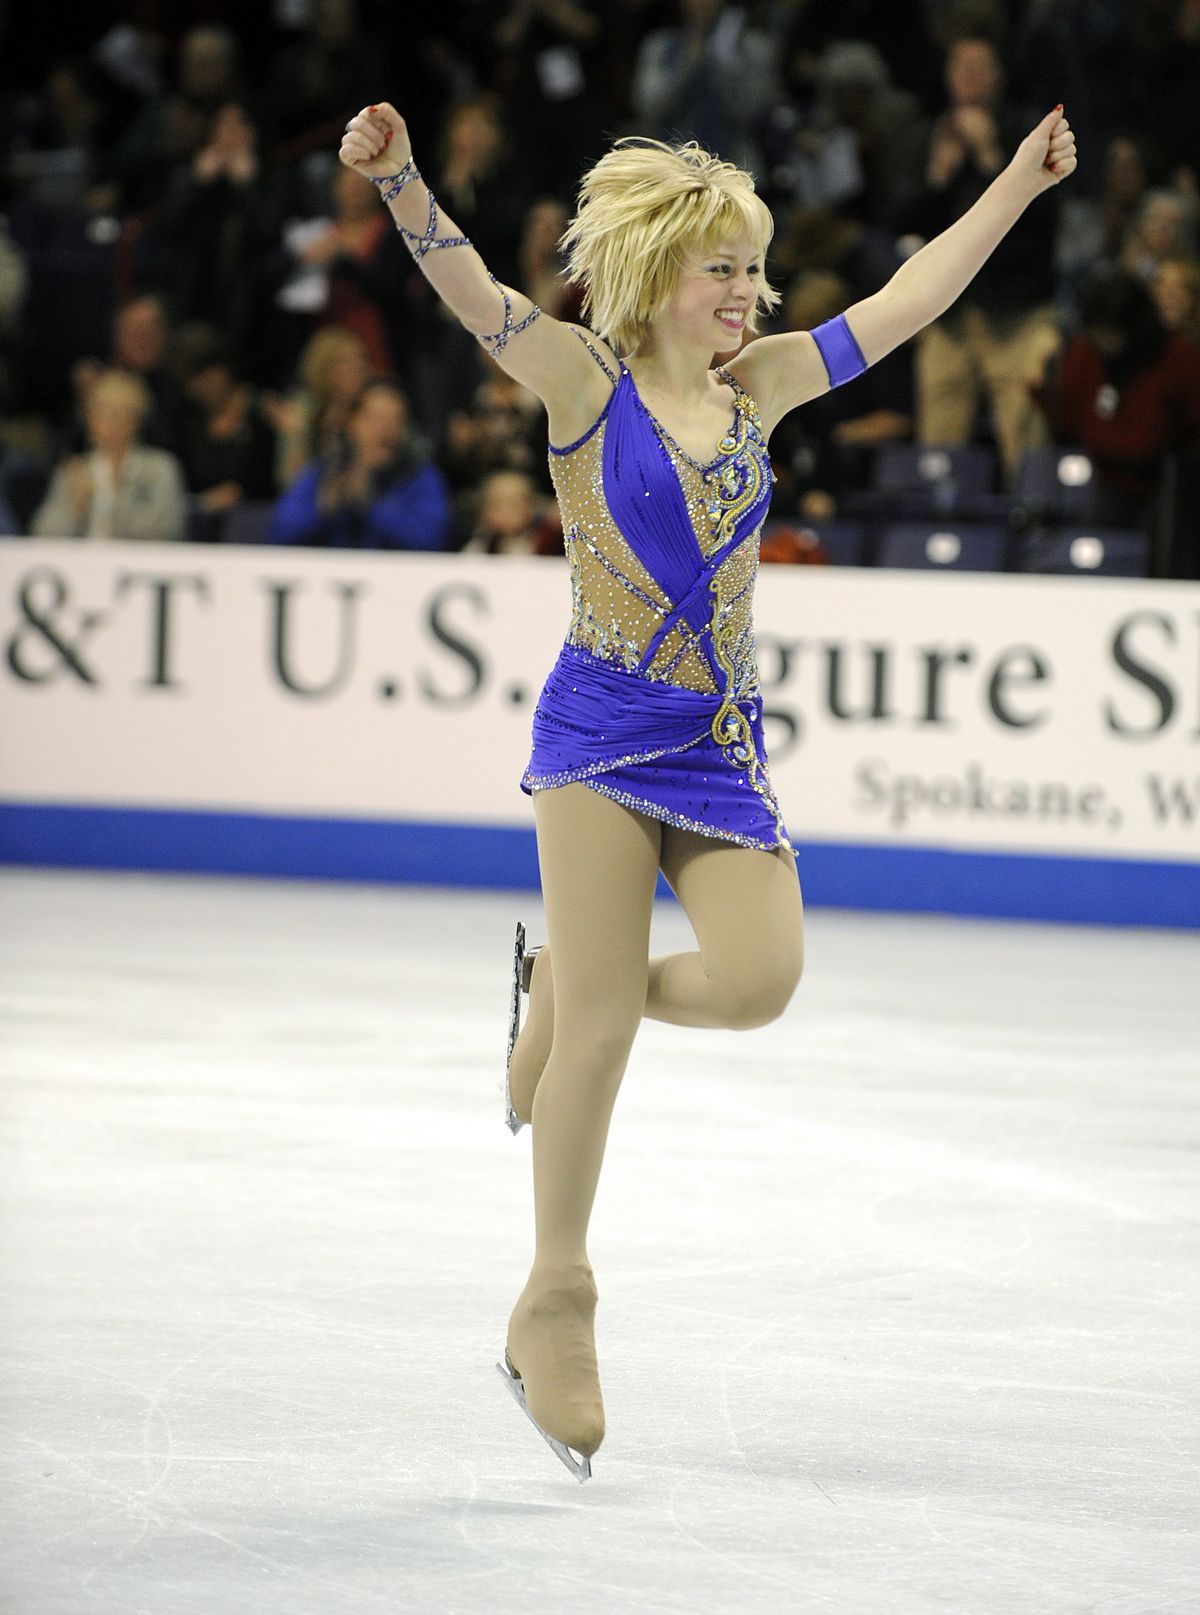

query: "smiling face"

left=655, top=233, right=765, bottom=351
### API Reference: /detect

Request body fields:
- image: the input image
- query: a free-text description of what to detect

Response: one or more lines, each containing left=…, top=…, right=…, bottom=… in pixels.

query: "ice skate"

left=498, top=1267, right=604, bottom=1481
left=504, top=923, right=546, bottom=1135
left=496, top=1348, right=593, bottom=1481
left=503, top=921, right=529, bottom=1133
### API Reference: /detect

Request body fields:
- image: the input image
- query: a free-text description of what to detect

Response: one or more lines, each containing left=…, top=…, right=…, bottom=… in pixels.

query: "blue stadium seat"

left=874, top=521, right=1009, bottom=572
left=804, top=520, right=868, bottom=566
left=870, top=443, right=997, bottom=498
left=840, top=442, right=1001, bottom=522
left=1013, top=524, right=1149, bottom=577
left=1013, top=446, right=1095, bottom=520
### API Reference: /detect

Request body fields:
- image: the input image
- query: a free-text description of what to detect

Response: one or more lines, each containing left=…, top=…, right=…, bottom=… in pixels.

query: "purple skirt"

left=520, top=641, right=798, bottom=857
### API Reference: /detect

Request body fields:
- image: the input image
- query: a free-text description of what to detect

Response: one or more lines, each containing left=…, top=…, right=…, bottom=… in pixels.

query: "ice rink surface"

left=1, top=864, right=1197, bottom=1615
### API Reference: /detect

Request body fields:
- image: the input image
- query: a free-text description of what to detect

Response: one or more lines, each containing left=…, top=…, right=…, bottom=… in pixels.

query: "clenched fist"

left=338, top=103, right=412, bottom=179
left=1013, top=106, right=1078, bottom=197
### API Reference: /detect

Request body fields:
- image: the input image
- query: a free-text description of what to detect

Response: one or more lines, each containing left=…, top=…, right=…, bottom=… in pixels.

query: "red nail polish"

left=1055, top=103, right=1063, bottom=112
left=369, top=104, right=378, bottom=112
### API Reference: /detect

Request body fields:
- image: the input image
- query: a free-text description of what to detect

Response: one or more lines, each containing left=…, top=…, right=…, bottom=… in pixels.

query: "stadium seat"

left=1012, top=446, right=1095, bottom=520
left=874, top=520, right=1009, bottom=572
left=221, top=502, right=276, bottom=547
left=840, top=442, right=1002, bottom=522
left=1012, top=524, right=1149, bottom=577
left=801, top=519, right=869, bottom=566
left=870, top=442, right=998, bottom=499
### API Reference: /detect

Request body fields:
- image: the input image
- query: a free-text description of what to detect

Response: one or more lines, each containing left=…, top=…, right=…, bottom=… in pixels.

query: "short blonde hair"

left=88, top=368, right=152, bottom=421
left=560, top=137, right=779, bottom=354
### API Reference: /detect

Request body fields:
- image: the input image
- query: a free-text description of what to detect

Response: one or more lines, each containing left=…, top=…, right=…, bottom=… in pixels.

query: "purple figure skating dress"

left=520, top=317, right=865, bottom=858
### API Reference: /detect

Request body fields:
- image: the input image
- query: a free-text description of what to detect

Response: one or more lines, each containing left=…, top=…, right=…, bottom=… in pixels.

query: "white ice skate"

left=495, top=1348, right=593, bottom=1482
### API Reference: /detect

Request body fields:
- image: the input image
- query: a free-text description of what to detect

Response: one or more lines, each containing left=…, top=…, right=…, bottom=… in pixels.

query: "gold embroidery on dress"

left=708, top=564, right=791, bottom=849
left=551, top=375, right=768, bottom=701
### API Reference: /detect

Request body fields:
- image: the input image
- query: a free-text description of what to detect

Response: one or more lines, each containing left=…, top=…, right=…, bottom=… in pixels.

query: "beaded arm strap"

left=369, top=160, right=542, bottom=358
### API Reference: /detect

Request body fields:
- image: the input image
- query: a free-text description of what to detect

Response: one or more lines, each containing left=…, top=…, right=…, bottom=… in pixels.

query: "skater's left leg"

left=511, top=826, right=805, bottom=1117
left=644, top=826, right=804, bottom=1028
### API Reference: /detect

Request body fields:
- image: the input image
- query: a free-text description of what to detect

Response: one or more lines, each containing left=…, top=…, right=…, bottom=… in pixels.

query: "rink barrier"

left=1, top=802, right=1196, bottom=929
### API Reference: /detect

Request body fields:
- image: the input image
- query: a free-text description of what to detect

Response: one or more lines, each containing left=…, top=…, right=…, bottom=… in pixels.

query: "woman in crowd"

left=1033, top=262, right=1200, bottom=532
left=267, top=376, right=451, bottom=549
left=31, top=368, right=187, bottom=542
left=263, top=325, right=372, bottom=488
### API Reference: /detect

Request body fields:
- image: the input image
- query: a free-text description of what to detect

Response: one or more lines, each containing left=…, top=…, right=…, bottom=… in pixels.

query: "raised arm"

left=338, top=104, right=612, bottom=447
left=730, top=105, right=1078, bottom=438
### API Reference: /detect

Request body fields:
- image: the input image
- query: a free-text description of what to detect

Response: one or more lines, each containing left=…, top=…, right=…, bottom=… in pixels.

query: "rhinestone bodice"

left=548, top=361, right=772, bottom=705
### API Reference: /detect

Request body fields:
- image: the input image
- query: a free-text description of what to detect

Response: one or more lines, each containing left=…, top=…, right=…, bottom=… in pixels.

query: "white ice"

left=1, top=866, right=1197, bottom=1615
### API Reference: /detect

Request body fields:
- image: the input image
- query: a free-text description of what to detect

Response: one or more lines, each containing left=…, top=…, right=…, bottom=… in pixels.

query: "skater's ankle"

left=527, top=1257, right=595, bottom=1292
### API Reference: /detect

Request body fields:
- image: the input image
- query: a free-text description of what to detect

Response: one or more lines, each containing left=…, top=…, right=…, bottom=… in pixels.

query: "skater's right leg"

left=507, top=779, right=662, bottom=1458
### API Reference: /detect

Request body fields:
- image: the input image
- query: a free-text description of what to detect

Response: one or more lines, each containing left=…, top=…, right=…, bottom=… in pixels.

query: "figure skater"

left=338, top=98, right=1076, bottom=1483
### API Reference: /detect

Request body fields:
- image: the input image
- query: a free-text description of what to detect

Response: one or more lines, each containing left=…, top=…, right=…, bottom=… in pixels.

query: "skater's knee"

left=719, top=954, right=803, bottom=1029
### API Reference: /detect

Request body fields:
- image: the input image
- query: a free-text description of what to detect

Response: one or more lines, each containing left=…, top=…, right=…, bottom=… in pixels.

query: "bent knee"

left=721, top=957, right=803, bottom=1029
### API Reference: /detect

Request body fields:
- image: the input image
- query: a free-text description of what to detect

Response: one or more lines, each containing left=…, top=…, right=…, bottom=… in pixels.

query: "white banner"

left=2, top=539, right=1197, bottom=866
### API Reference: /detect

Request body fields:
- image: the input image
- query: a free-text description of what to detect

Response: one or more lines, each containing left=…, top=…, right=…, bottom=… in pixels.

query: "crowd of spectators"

left=1, top=0, right=1198, bottom=574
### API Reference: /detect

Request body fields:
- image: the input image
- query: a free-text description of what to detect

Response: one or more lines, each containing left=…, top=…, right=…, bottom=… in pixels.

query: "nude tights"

left=505, top=780, right=804, bottom=1460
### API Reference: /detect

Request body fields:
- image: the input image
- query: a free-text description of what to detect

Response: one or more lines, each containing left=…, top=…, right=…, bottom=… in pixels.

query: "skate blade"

left=495, top=1355, right=592, bottom=1482
left=503, top=922, right=528, bottom=1135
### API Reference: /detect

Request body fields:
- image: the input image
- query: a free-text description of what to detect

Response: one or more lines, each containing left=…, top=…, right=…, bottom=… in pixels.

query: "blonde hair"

left=298, top=325, right=371, bottom=402
left=560, top=137, right=779, bottom=354
left=88, top=368, right=152, bottom=421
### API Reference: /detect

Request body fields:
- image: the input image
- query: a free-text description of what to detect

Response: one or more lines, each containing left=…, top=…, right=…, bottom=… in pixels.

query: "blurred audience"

left=461, top=469, right=564, bottom=556
left=174, top=325, right=278, bottom=517
left=69, top=292, right=183, bottom=454
left=155, top=101, right=291, bottom=366
left=261, top=163, right=411, bottom=381
left=769, top=270, right=914, bottom=521
left=2, top=5, right=1199, bottom=572
left=495, top=0, right=612, bottom=198
left=268, top=378, right=451, bottom=549
left=632, top=0, right=780, bottom=183
left=901, top=33, right=1061, bottom=482
left=263, top=325, right=372, bottom=488
left=439, top=361, right=551, bottom=502
left=30, top=368, right=187, bottom=541
left=102, top=24, right=250, bottom=214
left=1119, top=188, right=1200, bottom=284
left=1152, top=257, right=1200, bottom=342
left=1054, top=134, right=1154, bottom=295
left=518, top=198, right=585, bottom=325
left=432, top=96, right=531, bottom=291
left=265, top=0, right=377, bottom=151
left=1032, top=264, right=1200, bottom=531
left=765, top=41, right=926, bottom=233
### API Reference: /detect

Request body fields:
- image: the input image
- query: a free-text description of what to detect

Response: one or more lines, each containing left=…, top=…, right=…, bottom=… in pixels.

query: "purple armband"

left=810, top=313, right=867, bottom=388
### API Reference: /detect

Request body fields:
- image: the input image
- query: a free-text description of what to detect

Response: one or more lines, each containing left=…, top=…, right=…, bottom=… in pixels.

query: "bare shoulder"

left=724, top=332, right=831, bottom=440
left=487, top=302, right=618, bottom=450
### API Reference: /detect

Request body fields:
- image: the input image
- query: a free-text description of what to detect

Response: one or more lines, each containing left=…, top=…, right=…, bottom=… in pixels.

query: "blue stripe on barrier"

left=0, top=802, right=1195, bottom=929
